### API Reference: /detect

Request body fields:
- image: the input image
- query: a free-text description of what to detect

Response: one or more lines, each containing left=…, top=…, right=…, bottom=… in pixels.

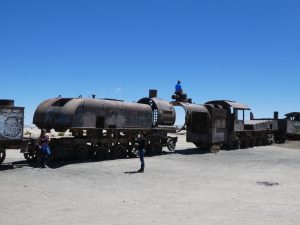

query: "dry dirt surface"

left=1, top=138, right=300, bottom=225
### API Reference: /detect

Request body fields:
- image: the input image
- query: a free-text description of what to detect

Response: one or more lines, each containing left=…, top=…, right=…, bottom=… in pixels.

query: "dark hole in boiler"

left=96, top=117, right=105, bottom=128
left=52, top=98, right=72, bottom=107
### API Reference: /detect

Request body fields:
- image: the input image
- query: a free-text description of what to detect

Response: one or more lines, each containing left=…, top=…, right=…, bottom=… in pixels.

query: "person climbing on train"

left=38, top=129, right=51, bottom=168
left=137, top=132, right=146, bottom=173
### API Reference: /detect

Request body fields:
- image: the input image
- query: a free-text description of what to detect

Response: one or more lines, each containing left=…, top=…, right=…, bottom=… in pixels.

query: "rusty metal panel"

left=0, top=107, right=24, bottom=141
left=245, top=120, right=278, bottom=131
left=210, top=108, right=228, bottom=143
left=234, top=120, right=245, bottom=131
left=172, top=101, right=209, bottom=113
left=138, top=97, right=176, bottom=126
left=206, top=100, right=251, bottom=110
left=286, top=120, right=300, bottom=135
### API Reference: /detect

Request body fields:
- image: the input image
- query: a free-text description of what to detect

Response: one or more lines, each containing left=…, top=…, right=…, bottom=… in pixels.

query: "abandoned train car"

left=277, top=112, right=300, bottom=141
left=172, top=100, right=282, bottom=151
left=32, top=90, right=177, bottom=161
left=0, top=99, right=25, bottom=164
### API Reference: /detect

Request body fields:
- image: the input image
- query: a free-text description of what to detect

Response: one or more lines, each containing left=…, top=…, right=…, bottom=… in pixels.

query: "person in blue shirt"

left=175, top=80, right=183, bottom=94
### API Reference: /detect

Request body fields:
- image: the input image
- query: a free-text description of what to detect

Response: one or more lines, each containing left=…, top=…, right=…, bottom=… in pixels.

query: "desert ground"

left=1, top=134, right=300, bottom=225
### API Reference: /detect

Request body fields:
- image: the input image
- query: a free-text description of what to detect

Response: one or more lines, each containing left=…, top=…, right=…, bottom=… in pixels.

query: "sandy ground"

left=1, top=136, right=300, bottom=225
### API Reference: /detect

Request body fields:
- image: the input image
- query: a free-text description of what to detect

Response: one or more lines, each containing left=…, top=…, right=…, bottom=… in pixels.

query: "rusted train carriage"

left=277, top=112, right=300, bottom=141
left=0, top=100, right=25, bottom=164
left=173, top=100, right=280, bottom=151
left=33, top=90, right=177, bottom=161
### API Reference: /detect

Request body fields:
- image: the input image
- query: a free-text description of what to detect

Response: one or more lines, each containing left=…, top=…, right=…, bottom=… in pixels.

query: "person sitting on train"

left=174, top=80, right=187, bottom=101
left=175, top=80, right=183, bottom=95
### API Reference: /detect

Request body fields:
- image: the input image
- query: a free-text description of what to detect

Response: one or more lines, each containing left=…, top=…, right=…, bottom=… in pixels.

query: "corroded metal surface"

left=34, top=98, right=153, bottom=132
left=138, top=97, right=176, bottom=126
left=205, top=100, right=251, bottom=110
left=0, top=107, right=24, bottom=142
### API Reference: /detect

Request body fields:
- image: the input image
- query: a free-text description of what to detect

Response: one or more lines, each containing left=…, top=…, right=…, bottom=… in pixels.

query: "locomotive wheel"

left=117, top=144, right=128, bottom=158
left=0, top=148, right=6, bottom=165
left=147, top=142, right=162, bottom=156
left=110, top=146, right=119, bottom=159
left=127, top=145, right=137, bottom=158
left=233, top=140, right=241, bottom=150
left=167, top=138, right=176, bottom=151
left=242, top=139, right=249, bottom=149
left=74, top=145, right=89, bottom=161
left=91, top=147, right=106, bottom=161
left=24, top=147, right=39, bottom=163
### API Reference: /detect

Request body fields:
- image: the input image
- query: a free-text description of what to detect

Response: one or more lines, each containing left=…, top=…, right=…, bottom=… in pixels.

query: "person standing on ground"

left=39, top=129, right=51, bottom=168
left=137, top=133, right=146, bottom=173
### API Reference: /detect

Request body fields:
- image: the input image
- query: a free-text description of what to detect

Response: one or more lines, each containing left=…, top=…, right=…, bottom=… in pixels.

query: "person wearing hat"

left=38, top=129, right=51, bottom=168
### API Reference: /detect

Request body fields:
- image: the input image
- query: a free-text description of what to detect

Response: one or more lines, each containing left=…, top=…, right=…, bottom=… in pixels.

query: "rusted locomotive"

left=172, top=100, right=283, bottom=151
left=32, top=90, right=177, bottom=161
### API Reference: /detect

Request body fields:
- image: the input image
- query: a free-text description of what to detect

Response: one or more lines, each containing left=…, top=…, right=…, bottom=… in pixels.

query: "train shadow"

left=0, top=160, right=40, bottom=171
left=175, top=148, right=212, bottom=155
left=0, top=149, right=212, bottom=171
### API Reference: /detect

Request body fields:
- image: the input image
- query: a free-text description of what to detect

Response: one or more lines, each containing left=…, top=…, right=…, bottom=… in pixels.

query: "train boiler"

left=33, top=90, right=177, bottom=160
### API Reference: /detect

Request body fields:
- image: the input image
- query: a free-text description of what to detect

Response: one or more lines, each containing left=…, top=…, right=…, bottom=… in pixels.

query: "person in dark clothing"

left=38, top=129, right=51, bottom=168
left=137, top=133, right=146, bottom=173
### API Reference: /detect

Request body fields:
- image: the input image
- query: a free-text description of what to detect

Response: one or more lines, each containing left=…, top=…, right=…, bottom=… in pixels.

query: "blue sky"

left=0, top=0, right=299, bottom=124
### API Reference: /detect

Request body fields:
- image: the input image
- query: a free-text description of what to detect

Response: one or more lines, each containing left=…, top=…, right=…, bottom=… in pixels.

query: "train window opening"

left=96, top=117, right=105, bottom=128
left=235, top=109, right=251, bottom=121
left=52, top=98, right=72, bottom=107
left=174, top=106, right=186, bottom=130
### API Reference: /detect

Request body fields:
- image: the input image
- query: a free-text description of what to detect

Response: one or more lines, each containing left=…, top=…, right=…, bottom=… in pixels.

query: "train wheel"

left=0, top=148, right=6, bottom=165
left=233, top=140, right=241, bottom=150
left=147, top=142, right=162, bottom=156
left=127, top=145, right=137, bottom=158
left=242, top=139, right=249, bottom=149
left=74, top=145, right=89, bottom=161
left=167, top=138, right=176, bottom=151
left=110, top=146, right=119, bottom=159
left=92, top=147, right=106, bottom=161
left=118, top=144, right=128, bottom=158
left=24, top=148, right=38, bottom=163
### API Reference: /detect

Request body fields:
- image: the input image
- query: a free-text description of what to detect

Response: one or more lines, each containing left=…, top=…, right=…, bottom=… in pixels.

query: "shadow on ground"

left=175, top=148, right=211, bottom=155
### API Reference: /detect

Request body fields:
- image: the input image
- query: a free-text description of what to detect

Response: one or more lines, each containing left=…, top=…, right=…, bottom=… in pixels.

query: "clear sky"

left=0, top=0, right=299, bottom=125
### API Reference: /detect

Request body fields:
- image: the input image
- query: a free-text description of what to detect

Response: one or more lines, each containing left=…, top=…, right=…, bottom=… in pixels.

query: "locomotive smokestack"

left=149, top=89, right=158, bottom=98
left=274, top=111, right=279, bottom=119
